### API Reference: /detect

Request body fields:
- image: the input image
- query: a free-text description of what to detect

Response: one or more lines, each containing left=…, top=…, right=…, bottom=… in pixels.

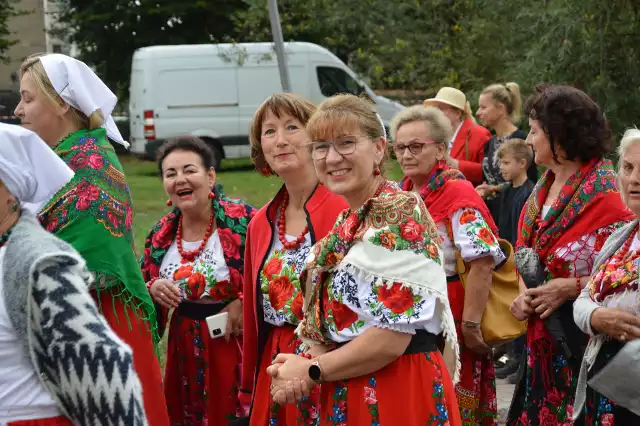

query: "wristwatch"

left=308, top=359, right=323, bottom=382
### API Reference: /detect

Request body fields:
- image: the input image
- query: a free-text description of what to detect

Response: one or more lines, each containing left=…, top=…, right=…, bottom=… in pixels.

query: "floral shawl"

left=298, top=181, right=460, bottom=379
left=140, top=185, right=256, bottom=335
left=38, top=128, right=158, bottom=343
left=400, top=159, right=498, bottom=233
left=517, top=158, right=632, bottom=264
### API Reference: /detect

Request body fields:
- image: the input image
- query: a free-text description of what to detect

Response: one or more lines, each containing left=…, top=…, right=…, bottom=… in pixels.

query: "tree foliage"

left=0, top=0, right=21, bottom=63
left=54, top=0, right=640, bottom=134
left=52, top=0, right=248, bottom=98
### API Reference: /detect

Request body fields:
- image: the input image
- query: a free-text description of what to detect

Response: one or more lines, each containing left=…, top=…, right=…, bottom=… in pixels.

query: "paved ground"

left=496, top=378, right=516, bottom=424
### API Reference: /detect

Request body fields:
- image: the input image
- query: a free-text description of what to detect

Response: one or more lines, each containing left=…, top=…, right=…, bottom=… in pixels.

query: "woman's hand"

left=461, top=323, right=490, bottom=354
left=267, top=353, right=314, bottom=404
left=446, top=157, right=460, bottom=169
left=222, top=299, right=243, bottom=340
left=510, top=293, right=533, bottom=321
left=306, top=344, right=330, bottom=358
left=149, top=278, right=181, bottom=308
left=475, top=183, right=500, bottom=199
left=591, top=307, right=640, bottom=342
left=271, top=377, right=310, bottom=405
left=525, top=278, right=574, bottom=319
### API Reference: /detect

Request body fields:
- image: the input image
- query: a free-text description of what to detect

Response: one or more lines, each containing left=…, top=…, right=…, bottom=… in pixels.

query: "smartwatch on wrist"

left=308, top=359, right=323, bottom=382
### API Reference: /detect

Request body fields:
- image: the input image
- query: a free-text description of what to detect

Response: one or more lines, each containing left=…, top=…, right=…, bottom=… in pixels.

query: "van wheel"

left=201, top=138, right=223, bottom=170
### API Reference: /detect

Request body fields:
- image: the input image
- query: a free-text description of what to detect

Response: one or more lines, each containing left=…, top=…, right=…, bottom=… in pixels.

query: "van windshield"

left=317, top=66, right=364, bottom=97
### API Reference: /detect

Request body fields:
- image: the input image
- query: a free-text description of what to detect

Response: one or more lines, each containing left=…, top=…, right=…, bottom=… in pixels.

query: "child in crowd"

left=494, top=138, right=535, bottom=382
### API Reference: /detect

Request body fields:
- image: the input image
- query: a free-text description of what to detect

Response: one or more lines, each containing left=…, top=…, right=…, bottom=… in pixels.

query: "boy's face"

left=499, top=154, right=526, bottom=182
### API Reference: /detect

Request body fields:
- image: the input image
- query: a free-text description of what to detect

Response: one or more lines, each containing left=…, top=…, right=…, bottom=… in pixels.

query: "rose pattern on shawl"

left=221, top=200, right=247, bottom=219
left=369, top=219, right=441, bottom=264
left=291, top=292, right=304, bottom=319
left=217, top=227, right=241, bottom=259
left=263, top=256, right=283, bottom=279
left=75, top=181, right=100, bottom=211
left=88, top=153, right=104, bottom=170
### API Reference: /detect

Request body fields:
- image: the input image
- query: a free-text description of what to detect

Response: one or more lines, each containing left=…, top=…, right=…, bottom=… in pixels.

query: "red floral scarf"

left=140, top=186, right=256, bottom=335
left=590, top=223, right=640, bottom=303
left=400, top=160, right=498, bottom=233
left=517, top=158, right=632, bottom=264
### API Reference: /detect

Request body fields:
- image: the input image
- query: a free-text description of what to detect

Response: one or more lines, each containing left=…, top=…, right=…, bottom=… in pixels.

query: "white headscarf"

left=38, top=54, right=129, bottom=148
left=0, top=123, right=74, bottom=204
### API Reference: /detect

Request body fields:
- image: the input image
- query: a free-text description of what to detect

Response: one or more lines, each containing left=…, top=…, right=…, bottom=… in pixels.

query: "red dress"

left=240, top=184, right=348, bottom=425
left=141, top=192, right=256, bottom=425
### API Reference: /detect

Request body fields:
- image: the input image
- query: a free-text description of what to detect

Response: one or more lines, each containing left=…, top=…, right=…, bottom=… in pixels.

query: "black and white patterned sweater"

left=1, top=213, right=147, bottom=426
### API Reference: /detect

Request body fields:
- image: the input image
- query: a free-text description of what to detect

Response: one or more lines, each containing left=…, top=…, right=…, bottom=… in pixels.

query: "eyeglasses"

left=308, top=137, right=360, bottom=160
left=392, top=141, right=438, bottom=156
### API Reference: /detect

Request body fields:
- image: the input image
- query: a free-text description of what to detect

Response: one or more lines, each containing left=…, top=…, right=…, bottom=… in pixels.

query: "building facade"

left=0, top=0, right=74, bottom=94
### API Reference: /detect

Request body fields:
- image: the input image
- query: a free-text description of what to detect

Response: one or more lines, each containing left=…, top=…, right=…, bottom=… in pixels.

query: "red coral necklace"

left=177, top=208, right=216, bottom=262
left=279, top=192, right=308, bottom=250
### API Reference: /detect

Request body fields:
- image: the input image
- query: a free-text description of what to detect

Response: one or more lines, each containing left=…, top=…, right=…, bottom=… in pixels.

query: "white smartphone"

left=205, top=312, right=228, bottom=339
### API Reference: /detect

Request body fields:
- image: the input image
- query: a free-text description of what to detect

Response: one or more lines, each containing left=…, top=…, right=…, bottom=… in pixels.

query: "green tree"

left=0, top=0, right=21, bottom=62
left=52, top=0, right=248, bottom=100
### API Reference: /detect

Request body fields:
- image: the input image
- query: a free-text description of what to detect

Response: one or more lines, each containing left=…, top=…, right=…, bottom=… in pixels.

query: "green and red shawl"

left=140, top=187, right=256, bottom=336
left=38, top=128, right=159, bottom=344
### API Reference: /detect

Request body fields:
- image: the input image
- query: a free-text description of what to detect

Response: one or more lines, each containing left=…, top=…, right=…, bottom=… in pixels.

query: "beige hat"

left=424, top=87, right=467, bottom=111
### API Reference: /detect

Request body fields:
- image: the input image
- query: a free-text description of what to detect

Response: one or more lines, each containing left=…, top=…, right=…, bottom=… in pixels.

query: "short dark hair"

left=524, top=84, right=612, bottom=164
left=156, top=136, right=216, bottom=174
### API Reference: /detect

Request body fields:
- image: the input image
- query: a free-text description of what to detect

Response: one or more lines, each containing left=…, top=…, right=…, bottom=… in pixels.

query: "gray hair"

left=618, top=128, right=640, bottom=171
left=616, top=128, right=640, bottom=206
left=389, top=105, right=453, bottom=147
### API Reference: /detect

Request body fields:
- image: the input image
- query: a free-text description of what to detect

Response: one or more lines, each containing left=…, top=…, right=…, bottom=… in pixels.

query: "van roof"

left=133, top=42, right=338, bottom=60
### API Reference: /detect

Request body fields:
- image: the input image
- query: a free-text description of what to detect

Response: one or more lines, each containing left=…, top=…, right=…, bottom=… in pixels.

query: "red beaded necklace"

left=176, top=208, right=216, bottom=262
left=278, top=192, right=308, bottom=250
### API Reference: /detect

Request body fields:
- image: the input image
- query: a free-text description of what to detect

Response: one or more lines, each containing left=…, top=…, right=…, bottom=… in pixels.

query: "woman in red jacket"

left=238, top=93, right=348, bottom=425
left=424, top=87, right=491, bottom=186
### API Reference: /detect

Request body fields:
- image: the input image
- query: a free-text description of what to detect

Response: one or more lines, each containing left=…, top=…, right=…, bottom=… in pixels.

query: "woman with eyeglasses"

left=266, top=94, right=462, bottom=425
left=395, top=106, right=504, bottom=425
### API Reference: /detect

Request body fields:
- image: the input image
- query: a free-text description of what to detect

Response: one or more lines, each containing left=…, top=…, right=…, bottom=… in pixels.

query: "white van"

left=129, top=42, right=405, bottom=165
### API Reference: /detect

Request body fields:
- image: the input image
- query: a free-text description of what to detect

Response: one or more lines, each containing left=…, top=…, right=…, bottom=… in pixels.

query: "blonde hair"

left=306, top=94, right=388, bottom=173
left=249, top=93, right=316, bottom=176
left=390, top=105, right=452, bottom=150
left=496, top=138, right=533, bottom=167
left=482, top=82, right=522, bottom=124
left=20, top=54, right=104, bottom=130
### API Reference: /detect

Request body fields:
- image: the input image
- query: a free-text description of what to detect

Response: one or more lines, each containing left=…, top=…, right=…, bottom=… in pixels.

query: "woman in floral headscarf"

left=507, top=85, right=633, bottom=426
left=140, top=136, right=255, bottom=425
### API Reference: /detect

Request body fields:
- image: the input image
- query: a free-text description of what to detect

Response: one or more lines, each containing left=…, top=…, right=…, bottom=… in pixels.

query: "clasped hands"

left=267, top=354, right=315, bottom=405
left=510, top=277, right=576, bottom=321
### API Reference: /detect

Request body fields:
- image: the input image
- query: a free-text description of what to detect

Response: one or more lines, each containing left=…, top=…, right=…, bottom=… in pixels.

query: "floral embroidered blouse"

left=261, top=228, right=311, bottom=327
left=159, top=232, right=234, bottom=302
left=438, top=208, right=505, bottom=277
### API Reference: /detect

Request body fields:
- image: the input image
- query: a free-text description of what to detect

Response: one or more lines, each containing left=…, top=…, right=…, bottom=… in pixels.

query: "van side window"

left=317, top=66, right=363, bottom=97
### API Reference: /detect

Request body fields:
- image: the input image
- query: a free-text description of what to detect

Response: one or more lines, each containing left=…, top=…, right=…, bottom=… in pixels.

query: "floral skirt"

left=251, top=326, right=320, bottom=426
left=580, top=338, right=640, bottom=425
left=7, top=417, right=72, bottom=425
left=93, top=291, right=169, bottom=426
left=448, top=278, right=498, bottom=425
left=165, top=312, right=242, bottom=425
left=506, top=317, right=580, bottom=426
left=319, top=351, right=461, bottom=426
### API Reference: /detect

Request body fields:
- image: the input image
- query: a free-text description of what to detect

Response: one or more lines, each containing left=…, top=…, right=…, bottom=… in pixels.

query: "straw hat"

left=424, top=87, right=467, bottom=111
